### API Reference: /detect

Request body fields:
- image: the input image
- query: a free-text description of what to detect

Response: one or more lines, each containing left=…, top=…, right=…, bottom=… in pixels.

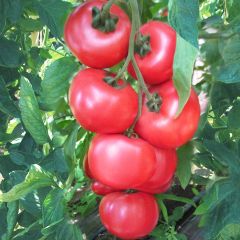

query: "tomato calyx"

left=92, top=0, right=119, bottom=33
left=146, top=93, right=161, bottom=112
left=135, top=33, right=151, bottom=57
left=103, top=76, right=127, bottom=89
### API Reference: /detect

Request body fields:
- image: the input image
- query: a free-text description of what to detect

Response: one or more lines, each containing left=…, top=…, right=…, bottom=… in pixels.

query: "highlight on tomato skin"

left=128, top=20, right=176, bottom=85
left=88, top=134, right=157, bottom=189
left=69, top=68, right=138, bottom=134
left=135, top=80, right=201, bottom=149
left=99, top=192, right=160, bottom=239
left=64, top=0, right=131, bottom=68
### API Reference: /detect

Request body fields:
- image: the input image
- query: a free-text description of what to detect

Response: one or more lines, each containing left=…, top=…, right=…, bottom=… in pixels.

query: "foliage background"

left=0, top=0, right=240, bottom=239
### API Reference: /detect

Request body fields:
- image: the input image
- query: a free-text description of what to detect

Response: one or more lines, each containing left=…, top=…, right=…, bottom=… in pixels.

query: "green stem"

left=102, top=0, right=115, bottom=18
left=129, top=0, right=152, bottom=100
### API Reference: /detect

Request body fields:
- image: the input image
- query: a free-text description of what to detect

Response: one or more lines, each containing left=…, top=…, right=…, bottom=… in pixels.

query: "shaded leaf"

left=19, top=77, right=49, bottom=145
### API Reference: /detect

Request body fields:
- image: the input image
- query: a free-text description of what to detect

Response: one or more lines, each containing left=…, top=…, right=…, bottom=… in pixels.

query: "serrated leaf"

left=176, top=143, right=194, bottom=189
left=203, top=140, right=240, bottom=175
left=0, top=37, right=24, bottom=68
left=55, top=219, right=83, bottom=240
left=168, top=0, right=199, bottom=48
left=173, top=35, right=198, bottom=116
left=64, top=125, right=79, bottom=171
left=34, top=0, right=72, bottom=39
left=0, top=165, right=57, bottom=202
left=19, top=77, right=49, bottom=145
left=39, top=57, right=79, bottom=111
left=198, top=178, right=240, bottom=239
left=42, top=189, right=65, bottom=235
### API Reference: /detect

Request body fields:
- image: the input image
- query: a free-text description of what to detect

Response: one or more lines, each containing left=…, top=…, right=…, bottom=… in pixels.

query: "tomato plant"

left=88, top=134, right=157, bottom=189
left=64, top=0, right=131, bottom=68
left=69, top=68, right=138, bottom=133
left=128, top=21, right=176, bottom=85
left=135, top=81, right=200, bottom=148
left=99, top=192, right=159, bottom=239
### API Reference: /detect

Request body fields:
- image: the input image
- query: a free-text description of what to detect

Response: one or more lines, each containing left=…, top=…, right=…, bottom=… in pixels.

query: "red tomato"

left=99, top=192, right=159, bottom=239
left=135, top=81, right=200, bottom=148
left=69, top=68, right=138, bottom=133
left=64, top=0, right=131, bottom=68
left=88, top=134, right=157, bottom=189
left=136, top=148, right=177, bottom=193
left=128, top=21, right=176, bottom=85
left=139, top=178, right=173, bottom=194
left=91, top=181, right=120, bottom=196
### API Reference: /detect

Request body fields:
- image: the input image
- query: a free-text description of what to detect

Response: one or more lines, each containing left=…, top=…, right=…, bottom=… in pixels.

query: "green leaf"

left=176, top=143, right=194, bottom=189
left=203, top=140, right=240, bottom=175
left=39, top=57, right=79, bottom=111
left=0, top=204, right=7, bottom=238
left=42, top=189, right=65, bottom=235
left=64, top=125, right=79, bottom=171
left=55, top=219, right=83, bottom=240
left=228, top=100, right=240, bottom=129
left=6, top=0, right=22, bottom=23
left=0, top=0, right=9, bottom=34
left=0, top=165, right=57, bottom=202
left=19, top=77, right=49, bottom=145
left=173, top=35, right=198, bottom=115
left=0, top=76, right=20, bottom=118
left=168, top=0, right=199, bottom=48
left=217, top=224, right=240, bottom=240
left=5, top=201, right=19, bottom=239
left=226, top=0, right=240, bottom=22
left=19, top=18, right=43, bottom=32
left=34, top=0, right=72, bottom=39
left=198, top=178, right=240, bottom=239
left=0, top=37, right=24, bottom=68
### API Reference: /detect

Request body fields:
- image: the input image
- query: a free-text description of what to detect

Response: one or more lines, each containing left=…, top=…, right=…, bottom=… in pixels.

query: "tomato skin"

left=128, top=21, right=176, bottom=85
left=64, top=0, right=131, bottom=68
left=91, top=181, right=120, bottom=196
left=135, top=81, right=200, bottom=148
left=88, top=134, right=157, bottom=189
left=69, top=68, right=138, bottom=133
left=99, top=192, right=159, bottom=239
left=136, top=148, right=177, bottom=193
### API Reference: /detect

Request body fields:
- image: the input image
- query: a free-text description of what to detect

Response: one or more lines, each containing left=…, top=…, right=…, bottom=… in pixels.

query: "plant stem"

left=128, top=0, right=152, bottom=100
left=102, top=0, right=115, bottom=18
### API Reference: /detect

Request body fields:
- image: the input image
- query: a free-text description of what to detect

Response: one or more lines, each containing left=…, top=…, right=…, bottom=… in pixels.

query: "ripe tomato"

left=135, top=81, right=200, bottom=148
left=69, top=68, right=138, bottom=133
left=91, top=181, right=120, bottom=196
left=136, top=148, right=177, bottom=193
left=99, top=192, right=159, bottom=239
left=88, top=134, right=157, bottom=189
left=128, top=21, right=176, bottom=85
left=64, top=0, right=131, bottom=68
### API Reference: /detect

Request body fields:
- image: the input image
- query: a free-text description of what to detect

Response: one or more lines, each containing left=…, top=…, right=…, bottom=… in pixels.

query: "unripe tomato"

left=136, top=148, right=177, bottom=193
left=88, top=134, right=157, bottom=189
left=128, top=21, right=176, bottom=85
left=69, top=68, right=138, bottom=134
left=135, top=81, right=200, bottom=148
left=91, top=181, right=120, bottom=196
left=64, top=0, right=131, bottom=68
left=99, top=192, right=159, bottom=239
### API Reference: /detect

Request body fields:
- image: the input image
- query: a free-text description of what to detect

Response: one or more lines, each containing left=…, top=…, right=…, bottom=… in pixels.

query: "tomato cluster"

left=65, top=0, right=200, bottom=239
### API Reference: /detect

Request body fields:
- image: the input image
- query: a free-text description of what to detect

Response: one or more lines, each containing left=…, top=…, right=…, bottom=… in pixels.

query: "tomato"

left=64, top=0, right=131, bottom=68
left=88, top=134, right=157, bottom=189
left=99, top=192, right=159, bottom=239
left=128, top=21, right=176, bottom=85
left=69, top=68, right=138, bottom=133
left=91, top=181, right=120, bottom=196
left=135, top=81, right=200, bottom=148
left=136, top=148, right=177, bottom=193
